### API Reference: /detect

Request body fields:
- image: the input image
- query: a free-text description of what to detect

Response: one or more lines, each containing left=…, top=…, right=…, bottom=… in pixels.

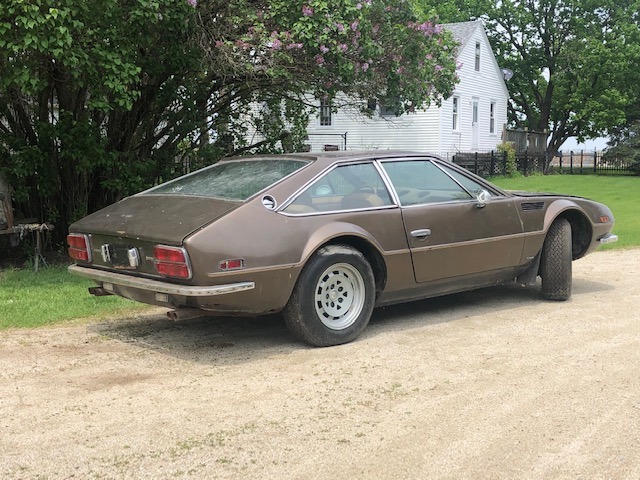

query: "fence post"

left=474, top=152, right=478, bottom=175
left=502, top=150, right=507, bottom=176
left=559, top=151, right=563, bottom=174
left=524, top=150, right=529, bottom=176
left=490, top=151, right=495, bottom=176
left=570, top=151, right=574, bottom=174
left=594, top=150, right=598, bottom=173
left=580, top=150, right=584, bottom=174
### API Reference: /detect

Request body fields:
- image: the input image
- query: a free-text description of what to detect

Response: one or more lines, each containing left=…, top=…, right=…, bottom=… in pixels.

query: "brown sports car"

left=68, top=151, right=618, bottom=346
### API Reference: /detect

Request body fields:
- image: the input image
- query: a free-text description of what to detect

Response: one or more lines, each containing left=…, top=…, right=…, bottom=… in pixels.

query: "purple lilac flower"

left=315, top=55, right=325, bottom=65
left=320, top=45, right=329, bottom=53
left=362, top=62, right=369, bottom=72
left=272, top=39, right=282, bottom=50
left=186, top=0, right=197, bottom=7
left=302, top=5, right=314, bottom=16
left=356, top=3, right=362, bottom=9
left=351, top=20, right=359, bottom=31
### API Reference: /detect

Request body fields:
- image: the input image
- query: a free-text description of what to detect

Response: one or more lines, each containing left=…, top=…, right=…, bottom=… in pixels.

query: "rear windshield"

left=143, top=159, right=309, bottom=201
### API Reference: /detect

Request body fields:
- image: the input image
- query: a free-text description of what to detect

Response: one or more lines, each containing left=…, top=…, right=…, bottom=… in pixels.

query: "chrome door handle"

left=411, top=229, right=432, bottom=240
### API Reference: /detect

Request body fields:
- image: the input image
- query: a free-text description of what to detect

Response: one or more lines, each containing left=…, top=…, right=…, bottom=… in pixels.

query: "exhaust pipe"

left=88, top=286, right=113, bottom=297
left=167, top=308, right=207, bottom=322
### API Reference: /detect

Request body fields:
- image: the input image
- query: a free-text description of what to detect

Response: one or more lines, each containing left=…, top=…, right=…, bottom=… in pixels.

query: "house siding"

left=305, top=21, right=509, bottom=157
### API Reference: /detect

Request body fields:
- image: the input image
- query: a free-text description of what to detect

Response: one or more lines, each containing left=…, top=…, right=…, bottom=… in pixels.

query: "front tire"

left=540, top=218, right=572, bottom=300
left=283, top=245, right=375, bottom=347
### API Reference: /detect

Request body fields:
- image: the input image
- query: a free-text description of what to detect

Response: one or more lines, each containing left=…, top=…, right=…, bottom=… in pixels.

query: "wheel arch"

left=323, top=235, right=387, bottom=297
left=543, top=201, right=593, bottom=260
left=298, top=223, right=388, bottom=298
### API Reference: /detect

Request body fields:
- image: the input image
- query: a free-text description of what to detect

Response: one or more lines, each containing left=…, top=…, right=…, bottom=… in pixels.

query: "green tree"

left=0, top=0, right=459, bottom=245
left=473, top=0, right=640, bottom=157
left=0, top=0, right=203, bottom=236
left=605, top=121, right=640, bottom=173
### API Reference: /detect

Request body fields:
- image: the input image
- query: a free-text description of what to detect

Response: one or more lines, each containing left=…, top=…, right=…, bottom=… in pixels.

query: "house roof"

left=442, top=20, right=483, bottom=49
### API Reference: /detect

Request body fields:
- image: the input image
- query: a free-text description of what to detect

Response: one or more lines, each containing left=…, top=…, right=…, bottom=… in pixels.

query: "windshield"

left=144, top=159, right=309, bottom=201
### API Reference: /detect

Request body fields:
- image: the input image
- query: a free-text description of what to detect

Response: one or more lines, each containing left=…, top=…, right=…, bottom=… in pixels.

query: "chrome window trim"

left=277, top=160, right=399, bottom=214
left=377, top=156, right=506, bottom=208
left=278, top=204, right=398, bottom=218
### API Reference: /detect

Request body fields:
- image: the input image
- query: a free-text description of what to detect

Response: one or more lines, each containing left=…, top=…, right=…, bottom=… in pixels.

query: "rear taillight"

left=153, top=245, right=192, bottom=279
left=67, top=234, right=91, bottom=262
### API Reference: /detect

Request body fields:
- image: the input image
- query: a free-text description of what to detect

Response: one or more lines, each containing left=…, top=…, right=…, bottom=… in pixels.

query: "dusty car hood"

left=69, top=194, right=239, bottom=244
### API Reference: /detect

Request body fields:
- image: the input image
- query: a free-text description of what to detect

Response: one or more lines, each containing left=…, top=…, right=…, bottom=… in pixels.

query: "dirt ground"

left=1, top=248, right=639, bottom=479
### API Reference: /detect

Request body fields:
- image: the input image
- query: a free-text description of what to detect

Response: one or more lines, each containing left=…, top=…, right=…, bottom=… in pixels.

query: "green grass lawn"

left=0, top=265, right=151, bottom=330
left=491, top=174, right=638, bottom=249
left=1, top=174, right=637, bottom=331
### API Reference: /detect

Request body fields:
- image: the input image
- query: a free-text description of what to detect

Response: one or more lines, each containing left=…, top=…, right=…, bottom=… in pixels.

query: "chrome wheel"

left=314, top=263, right=366, bottom=330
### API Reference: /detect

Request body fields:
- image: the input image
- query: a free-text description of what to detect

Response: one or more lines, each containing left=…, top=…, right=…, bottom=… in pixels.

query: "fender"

left=543, top=198, right=586, bottom=231
left=299, top=221, right=386, bottom=266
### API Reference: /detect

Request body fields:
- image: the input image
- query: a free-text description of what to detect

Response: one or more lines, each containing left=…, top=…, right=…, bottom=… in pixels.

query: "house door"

left=471, top=98, right=479, bottom=150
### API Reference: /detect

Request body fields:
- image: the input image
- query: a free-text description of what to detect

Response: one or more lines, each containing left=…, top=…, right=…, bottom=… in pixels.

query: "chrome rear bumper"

left=68, top=265, right=254, bottom=297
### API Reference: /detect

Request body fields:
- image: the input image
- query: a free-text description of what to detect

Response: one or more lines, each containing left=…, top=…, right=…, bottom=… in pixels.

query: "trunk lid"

left=70, top=194, right=239, bottom=244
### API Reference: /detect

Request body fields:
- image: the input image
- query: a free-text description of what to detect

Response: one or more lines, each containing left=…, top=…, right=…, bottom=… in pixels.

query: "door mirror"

left=476, top=189, right=491, bottom=208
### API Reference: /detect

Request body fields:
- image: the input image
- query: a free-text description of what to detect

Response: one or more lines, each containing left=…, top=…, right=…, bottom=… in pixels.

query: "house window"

left=319, top=99, right=332, bottom=126
left=489, top=101, right=496, bottom=134
left=452, top=96, right=460, bottom=130
left=379, top=97, right=400, bottom=117
left=475, top=42, right=481, bottom=71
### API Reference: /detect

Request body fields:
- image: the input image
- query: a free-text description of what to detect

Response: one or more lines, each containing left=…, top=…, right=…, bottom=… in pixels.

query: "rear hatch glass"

left=144, top=159, right=309, bottom=201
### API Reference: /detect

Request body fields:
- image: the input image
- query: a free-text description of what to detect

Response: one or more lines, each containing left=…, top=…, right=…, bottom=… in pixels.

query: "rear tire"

left=540, top=218, right=572, bottom=300
left=283, top=245, right=375, bottom=347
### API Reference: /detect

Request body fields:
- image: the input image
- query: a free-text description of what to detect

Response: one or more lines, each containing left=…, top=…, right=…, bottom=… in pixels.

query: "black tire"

left=540, top=218, right=572, bottom=300
left=283, top=245, right=375, bottom=347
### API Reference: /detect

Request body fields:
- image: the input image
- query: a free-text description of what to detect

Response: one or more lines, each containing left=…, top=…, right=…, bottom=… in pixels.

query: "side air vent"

left=521, top=201, right=545, bottom=211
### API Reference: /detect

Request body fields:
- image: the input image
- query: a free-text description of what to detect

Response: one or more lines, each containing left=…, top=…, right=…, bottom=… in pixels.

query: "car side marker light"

left=219, top=259, right=245, bottom=271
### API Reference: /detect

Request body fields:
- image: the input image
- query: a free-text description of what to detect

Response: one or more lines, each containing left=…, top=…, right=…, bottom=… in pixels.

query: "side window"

left=381, top=160, right=472, bottom=206
left=439, top=164, right=499, bottom=198
left=284, top=163, right=393, bottom=214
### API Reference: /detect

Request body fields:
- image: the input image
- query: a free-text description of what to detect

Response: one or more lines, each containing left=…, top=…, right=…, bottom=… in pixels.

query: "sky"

left=559, top=136, right=609, bottom=153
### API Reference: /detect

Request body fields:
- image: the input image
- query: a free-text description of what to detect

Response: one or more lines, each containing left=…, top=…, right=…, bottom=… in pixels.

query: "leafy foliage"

left=472, top=0, right=640, bottom=156
left=496, top=142, right=517, bottom=177
left=0, top=0, right=458, bottom=246
left=605, top=121, right=640, bottom=173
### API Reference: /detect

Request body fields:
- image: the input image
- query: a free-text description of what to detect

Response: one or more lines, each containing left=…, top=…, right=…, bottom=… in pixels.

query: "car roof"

left=222, top=150, right=444, bottom=168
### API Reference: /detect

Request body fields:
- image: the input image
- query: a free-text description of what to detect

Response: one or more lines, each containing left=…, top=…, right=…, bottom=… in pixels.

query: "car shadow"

left=89, top=277, right=614, bottom=366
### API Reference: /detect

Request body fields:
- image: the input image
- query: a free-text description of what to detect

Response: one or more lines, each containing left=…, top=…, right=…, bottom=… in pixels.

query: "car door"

left=380, top=158, right=524, bottom=283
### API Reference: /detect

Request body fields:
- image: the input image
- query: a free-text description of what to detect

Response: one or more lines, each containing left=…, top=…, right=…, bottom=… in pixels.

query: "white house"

left=305, top=20, right=510, bottom=157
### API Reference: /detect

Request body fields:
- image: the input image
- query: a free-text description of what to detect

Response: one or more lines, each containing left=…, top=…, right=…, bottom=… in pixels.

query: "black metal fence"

left=453, top=150, right=638, bottom=177
left=452, top=151, right=547, bottom=177
left=552, top=151, right=636, bottom=175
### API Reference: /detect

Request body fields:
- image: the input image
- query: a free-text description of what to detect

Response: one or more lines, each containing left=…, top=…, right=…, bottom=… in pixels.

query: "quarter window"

left=475, top=42, right=481, bottom=71
left=284, top=163, right=393, bottom=214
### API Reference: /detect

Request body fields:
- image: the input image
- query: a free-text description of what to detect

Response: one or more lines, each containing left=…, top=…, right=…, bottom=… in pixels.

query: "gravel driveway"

left=1, top=249, right=639, bottom=479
